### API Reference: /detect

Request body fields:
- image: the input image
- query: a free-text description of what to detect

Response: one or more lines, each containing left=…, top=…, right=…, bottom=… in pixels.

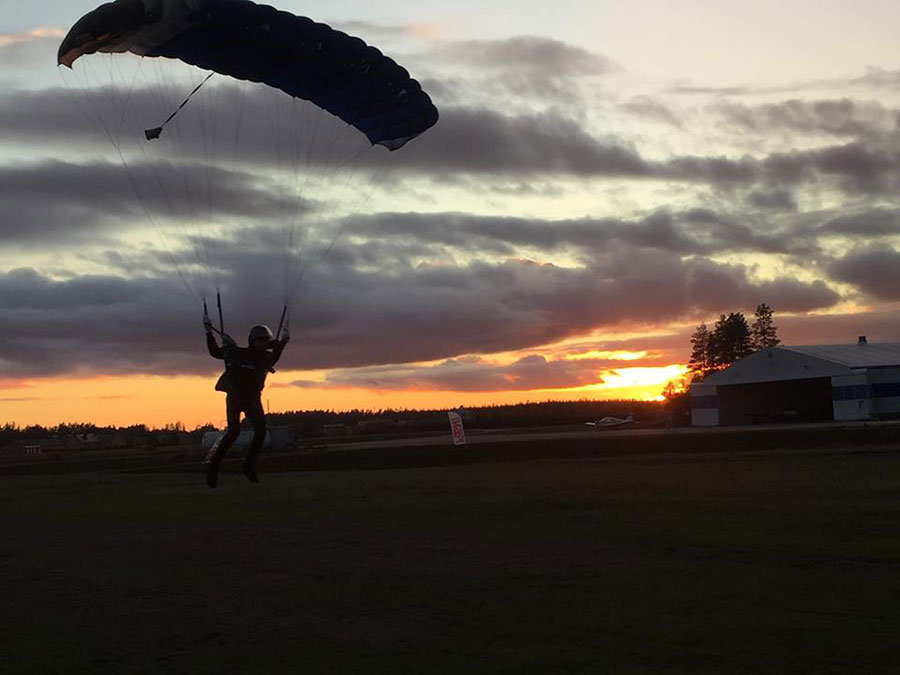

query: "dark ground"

left=2, top=427, right=900, bottom=673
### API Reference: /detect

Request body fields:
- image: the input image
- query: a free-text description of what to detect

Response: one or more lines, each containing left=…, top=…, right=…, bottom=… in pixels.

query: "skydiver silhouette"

left=203, top=317, right=290, bottom=488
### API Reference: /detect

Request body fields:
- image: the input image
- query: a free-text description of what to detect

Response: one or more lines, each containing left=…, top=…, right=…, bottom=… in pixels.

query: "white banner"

left=448, top=411, right=467, bottom=446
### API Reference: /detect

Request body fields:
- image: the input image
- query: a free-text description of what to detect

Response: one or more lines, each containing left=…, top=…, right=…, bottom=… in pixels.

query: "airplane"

left=586, top=414, right=634, bottom=429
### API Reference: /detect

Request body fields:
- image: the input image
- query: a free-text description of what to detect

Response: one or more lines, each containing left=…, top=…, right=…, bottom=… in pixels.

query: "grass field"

left=3, top=438, right=900, bottom=673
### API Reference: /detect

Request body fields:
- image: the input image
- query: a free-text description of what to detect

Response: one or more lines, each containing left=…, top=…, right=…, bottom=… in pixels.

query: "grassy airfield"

left=3, top=431, right=900, bottom=673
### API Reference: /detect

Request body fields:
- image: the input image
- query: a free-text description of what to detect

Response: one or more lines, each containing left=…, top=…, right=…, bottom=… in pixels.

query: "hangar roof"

left=784, top=343, right=900, bottom=368
left=699, top=342, right=900, bottom=387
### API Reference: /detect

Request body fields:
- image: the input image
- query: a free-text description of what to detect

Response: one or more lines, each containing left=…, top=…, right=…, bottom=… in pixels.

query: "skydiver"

left=202, top=318, right=290, bottom=488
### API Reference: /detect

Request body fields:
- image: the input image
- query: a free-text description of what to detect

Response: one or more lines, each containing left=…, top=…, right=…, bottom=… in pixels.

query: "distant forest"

left=0, top=398, right=674, bottom=449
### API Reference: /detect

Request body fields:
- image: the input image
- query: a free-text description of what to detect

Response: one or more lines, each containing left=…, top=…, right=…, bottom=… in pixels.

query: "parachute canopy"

left=58, top=0, right=439, bottom=150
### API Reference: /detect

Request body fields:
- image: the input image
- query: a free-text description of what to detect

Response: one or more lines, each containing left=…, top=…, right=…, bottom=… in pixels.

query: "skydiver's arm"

left=207, top=331, right=225, bottom=359
left=268, top=339, right=287, bottom=368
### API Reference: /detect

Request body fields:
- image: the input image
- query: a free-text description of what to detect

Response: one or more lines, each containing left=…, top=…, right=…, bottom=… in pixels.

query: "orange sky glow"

left=0, top=358, right=686, bottom=428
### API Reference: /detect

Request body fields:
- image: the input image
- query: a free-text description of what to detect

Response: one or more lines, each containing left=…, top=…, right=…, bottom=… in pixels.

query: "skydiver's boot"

left=205, top=461, right=220, bottom=489
left=242, top=449, right=260, bottom=483
left=203, top=434, right=234, bottom=489
left=203, top=444, right=222, bottom=489
left=241, top=460, right=259, bottom=483
left=243, top=431, right=264, bottom=484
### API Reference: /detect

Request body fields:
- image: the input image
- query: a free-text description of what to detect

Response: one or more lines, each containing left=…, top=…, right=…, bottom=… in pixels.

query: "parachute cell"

left=58, top=0, right=439, bottom=150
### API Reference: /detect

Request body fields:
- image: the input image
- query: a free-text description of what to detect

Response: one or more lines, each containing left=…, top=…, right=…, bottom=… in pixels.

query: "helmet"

left=248, top=325, right=274, bottom=343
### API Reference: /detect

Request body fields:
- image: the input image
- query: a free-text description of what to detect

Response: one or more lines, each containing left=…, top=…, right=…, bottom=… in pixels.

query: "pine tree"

left=710, top=312, right=753, bottom=368
left=751, top=302, right=779, bottom=351
left=688, top=323, right=712, bottom=379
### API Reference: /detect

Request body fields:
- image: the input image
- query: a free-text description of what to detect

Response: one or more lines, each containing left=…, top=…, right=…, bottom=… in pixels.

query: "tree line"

left=688, top=303, right=779, bottom=381
left=0, top=399, right=666, bottom=448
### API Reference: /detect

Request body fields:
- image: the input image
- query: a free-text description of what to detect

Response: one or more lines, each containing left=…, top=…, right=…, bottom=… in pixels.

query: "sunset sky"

left=2, top=0, right=900, bottom=428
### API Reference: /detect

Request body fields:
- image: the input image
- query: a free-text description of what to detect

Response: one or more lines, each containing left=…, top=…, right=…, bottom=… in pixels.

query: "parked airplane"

left=586, top=414, right=634, bottom=428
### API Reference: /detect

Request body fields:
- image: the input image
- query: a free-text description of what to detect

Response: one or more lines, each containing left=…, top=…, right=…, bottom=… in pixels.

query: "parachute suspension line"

left=124, top=65, right=206, bottom=300
left=259, top=89, right=323, bottom=306
left=264, top=93, right=309, bottom=305
left=144, top=71, right=215, bottom=140
left=123, top=58, right=205, bottom=291
left=205, top=78, right=249, bottom=298
left=280, top=97, right=301, bottom=301
left=107, top=52, right=144, bottom=138
left=287, top=98, right=329, bottom=294
left=145, top=59, right=217, bottom=295
left=59, top=60, right=202, bottom=302
left=225, top=81, right=248, bottom=226
left=285, top=142, right=399, bottom=313
left=194, top=69, right=223, bottom=294
left=260, top=88, right=292, bottom=299
left=280, top=97, right=322, bottom=304
left=286, top=132, right=395, bottom=301
left=281, top=105, right=366, bottom=309
left=71, top=58, right=121, bottom=153
left=143, top=60, right=224, bottom=298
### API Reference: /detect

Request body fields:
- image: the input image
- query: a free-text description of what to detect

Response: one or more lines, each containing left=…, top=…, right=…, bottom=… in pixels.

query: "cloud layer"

left=1, top=26, right=898, bottom=389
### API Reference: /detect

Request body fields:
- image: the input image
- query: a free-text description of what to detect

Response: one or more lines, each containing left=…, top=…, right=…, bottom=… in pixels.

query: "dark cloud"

left=429, top=37, right=617, bottom=77
left=1, top=84, right=373, bottom=166
left=304, top=354, right=612, bottom=392
left=714, top=99, right=897, bottom=140
left=621, top=96, right=683, bottom=128
left=0, top=267, right=141, bottom=310
left=752, top=141, right=899, bottom=196
left=305, top=344, right=691, bottom=392
left=829, top=247, right=900, bottom=300
left=4, top=84, right=897, bottom=198
left=660, top=154, right=758, bottom=184
left=331, top=20, right=424, bottom=40
left=851, top=68, right=900, bottom=89
left=369, top=106, right=649, bottom=177
left=817, top=209, right=900, bottom=237
left=342, top=209, right=791, bottom=258
left=669, top=83, right=757, bottom=96
left=286, top=247, right=839, bottom=371
left=777, top=310, right=900, bottom=345
left=0, top=159, right=311, bottom=245
left=0, top=236, right=841, bottom=379
left=0, top=267, right=198, bottom=379
left=680, top=257, right=840, bottom=315
left=669, top=141, right=900, bottom=195
left=1, top=85, right=647, bottom=179
left=746, top=189, right=797, bottom=211
left=755, top=278, right=839, bottom=312
left=667, top=71, right=894, bottom=97
left=812, top=142, right=894, bottom=193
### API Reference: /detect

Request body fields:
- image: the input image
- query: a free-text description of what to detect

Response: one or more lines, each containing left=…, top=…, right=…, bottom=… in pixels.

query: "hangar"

left=690, top=338, right=900, bottom=426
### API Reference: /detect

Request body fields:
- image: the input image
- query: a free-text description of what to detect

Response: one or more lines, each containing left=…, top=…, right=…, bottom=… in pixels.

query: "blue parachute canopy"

left=58, top=0, right=439, bottom=150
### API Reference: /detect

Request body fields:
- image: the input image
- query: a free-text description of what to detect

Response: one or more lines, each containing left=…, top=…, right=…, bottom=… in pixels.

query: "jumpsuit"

left=206, top=332, right=286, bottom=468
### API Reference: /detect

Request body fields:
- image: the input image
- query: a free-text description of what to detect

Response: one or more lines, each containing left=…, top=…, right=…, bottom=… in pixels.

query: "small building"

left=322, top=423, right=348, bottom=436
left=691, top=338, right=900, bottom=426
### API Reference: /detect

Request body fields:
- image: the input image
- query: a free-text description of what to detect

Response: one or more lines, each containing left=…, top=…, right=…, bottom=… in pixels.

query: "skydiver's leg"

left=206, top=394, right=242, bottom=488
left=242, top=396, right=267, bottom=483
left=213, top=394, right=243, bottom=463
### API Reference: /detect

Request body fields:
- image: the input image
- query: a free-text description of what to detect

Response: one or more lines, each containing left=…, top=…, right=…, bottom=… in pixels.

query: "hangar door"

left=717, top=377, right=833, bottom=425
